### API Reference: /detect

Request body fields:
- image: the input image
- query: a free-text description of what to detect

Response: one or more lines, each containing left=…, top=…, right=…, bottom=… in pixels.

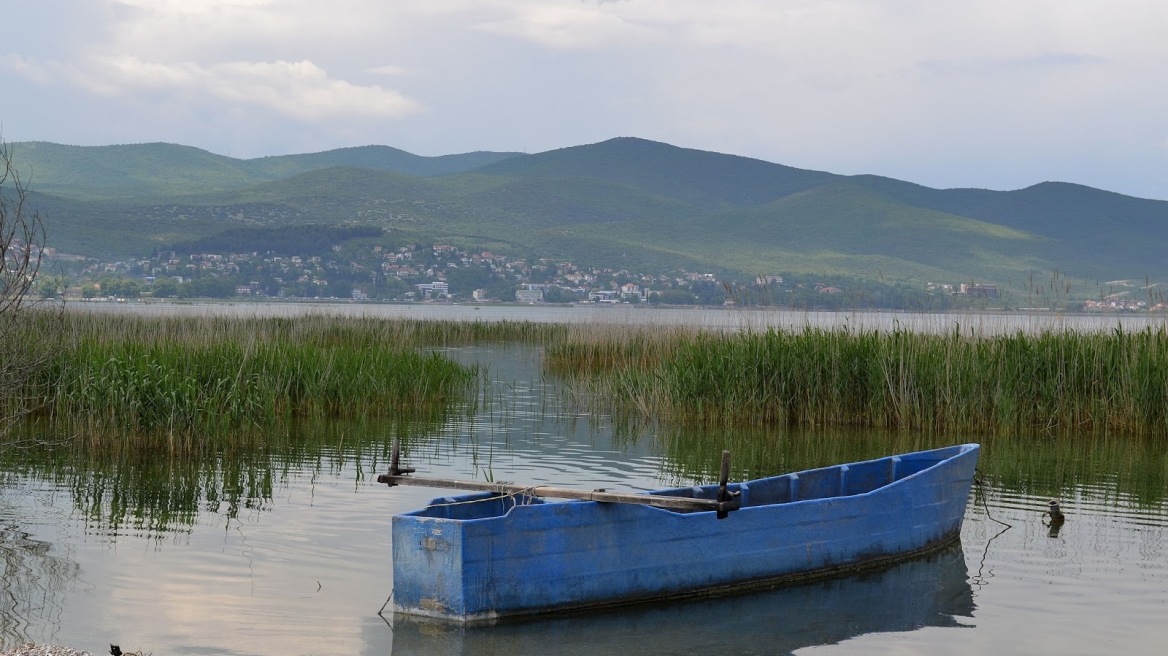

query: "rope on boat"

left=421, top=484, right=546, bottom=509
left=969, top=468, right=1013, bottom=591
left=974, top=469, right=1013, bottom=529
left=420, top=483, right=658, bottom=511
left=377, top=586, right=395, bottom=630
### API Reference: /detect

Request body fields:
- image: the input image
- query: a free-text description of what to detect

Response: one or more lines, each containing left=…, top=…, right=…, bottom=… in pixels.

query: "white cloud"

left=212, top=60, right=423, bottom=120
left=1, top=54, right=55, bottom=84
left=74, top=55, right=424, bottom=121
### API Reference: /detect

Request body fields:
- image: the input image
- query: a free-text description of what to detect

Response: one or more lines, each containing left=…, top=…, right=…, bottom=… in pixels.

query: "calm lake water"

left=2, top=306, right=1167, bottom=655
left=65, top=298, right=1168, bottom=334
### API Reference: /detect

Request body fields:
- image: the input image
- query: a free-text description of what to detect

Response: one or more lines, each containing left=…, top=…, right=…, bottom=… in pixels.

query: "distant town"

left=30, top=241, right=1166, bottom=313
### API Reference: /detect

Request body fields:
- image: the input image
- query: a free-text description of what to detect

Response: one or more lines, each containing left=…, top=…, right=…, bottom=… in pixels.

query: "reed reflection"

left=3, top=415, right=450, bottom=537
left=0, top=499, right=81, bottom=649
left=8, top=417, right=1167, bottom=540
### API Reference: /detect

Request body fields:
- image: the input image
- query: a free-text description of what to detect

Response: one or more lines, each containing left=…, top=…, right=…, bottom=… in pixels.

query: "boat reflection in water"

left=389, top=542, right=974, bottom=656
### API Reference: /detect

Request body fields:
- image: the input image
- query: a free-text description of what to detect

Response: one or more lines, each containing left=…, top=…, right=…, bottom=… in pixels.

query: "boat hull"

left=389, top=542, right=975, bottom=655
left=391, top=443, right=979, bottom=623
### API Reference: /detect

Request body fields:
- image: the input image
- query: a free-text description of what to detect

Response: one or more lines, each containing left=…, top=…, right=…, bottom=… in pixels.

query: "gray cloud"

left=0, top=0, right=1164, bottom=199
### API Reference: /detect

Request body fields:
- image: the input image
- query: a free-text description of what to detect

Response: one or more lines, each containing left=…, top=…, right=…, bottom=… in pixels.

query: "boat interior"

left=654, top=452, right=946, bottom=509
left=406, top=446, right=966, bottom=520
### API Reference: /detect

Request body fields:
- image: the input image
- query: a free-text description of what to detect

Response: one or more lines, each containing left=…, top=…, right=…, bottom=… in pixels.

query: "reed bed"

left=546, top=322, right=704, bottom=375
left=46, top=312, right=567, bottom=349
left=6, top=312, right=512, bottom=449
left=547, top=326, right=1168, bottom=438
left=645, top=424, right=1168, bottom=507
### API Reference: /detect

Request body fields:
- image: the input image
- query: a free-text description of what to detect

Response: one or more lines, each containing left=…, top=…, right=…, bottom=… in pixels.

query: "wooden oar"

left=377, top=442, right=741, bottom=518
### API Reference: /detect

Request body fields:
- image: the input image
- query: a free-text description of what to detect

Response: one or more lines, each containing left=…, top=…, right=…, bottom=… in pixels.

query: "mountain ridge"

left=9, top=137, right=1167, bottom=286
left=8, top=140, right=524, bottom=200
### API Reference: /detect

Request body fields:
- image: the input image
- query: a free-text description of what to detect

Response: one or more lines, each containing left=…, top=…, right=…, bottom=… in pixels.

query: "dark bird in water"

left=1046, top=500, right=1065, bottom=523
left=1043, top=500, right=1066, bottom=537
left=110, top=646, right=122, bottom=656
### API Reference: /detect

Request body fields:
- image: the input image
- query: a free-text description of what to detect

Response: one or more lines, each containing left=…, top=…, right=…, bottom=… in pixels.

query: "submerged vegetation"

left=547, top=325, right=1168, bottom=438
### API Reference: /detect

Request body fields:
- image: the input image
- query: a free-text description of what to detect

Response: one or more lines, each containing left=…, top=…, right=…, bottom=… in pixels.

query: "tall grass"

left=642, top=423, right=1168, bottom=508
left=548, top=326, right=1168, bottom=438
left=43, top=340, right=469, bottom=432
left=8, top=312, right=513, bottom=449
left=545, top=322, right=700, bottom=375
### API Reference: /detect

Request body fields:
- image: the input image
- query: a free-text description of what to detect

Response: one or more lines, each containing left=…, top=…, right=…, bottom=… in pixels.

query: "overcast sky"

left=3, top=0, right=1166, bottom=199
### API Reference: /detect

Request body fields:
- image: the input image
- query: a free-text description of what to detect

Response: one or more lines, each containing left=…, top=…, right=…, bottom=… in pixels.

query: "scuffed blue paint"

left=392, top=443, right=979, bottom=623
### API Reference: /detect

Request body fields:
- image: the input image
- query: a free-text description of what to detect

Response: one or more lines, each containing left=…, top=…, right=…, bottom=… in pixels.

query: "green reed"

left=548, top=326, right=1168, bottom=438
left=544, top=323, right=700, bottom=375
left=639, top=423, right=1168, bottom=508
left=43, top=339, right=469, bottom=429
left=8, top=311, right=505, bottom=447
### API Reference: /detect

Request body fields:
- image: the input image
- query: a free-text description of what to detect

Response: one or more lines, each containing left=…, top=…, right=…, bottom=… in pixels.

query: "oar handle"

left=386, top=441, right=415, bottom=484
left=716, top=450, right=739, bottom=519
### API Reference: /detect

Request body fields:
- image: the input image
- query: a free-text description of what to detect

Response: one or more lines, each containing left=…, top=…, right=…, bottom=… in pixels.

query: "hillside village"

left=66, top=241, right=732, bottom=306
left=39, top=239, right=1164, bottom=313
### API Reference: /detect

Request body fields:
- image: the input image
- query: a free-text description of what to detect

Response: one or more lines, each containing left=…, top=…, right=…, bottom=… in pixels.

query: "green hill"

left=477, top=137, right=838, bottom=209
left=9, top=141, right=521, bottom=200
left=242, top=146, right=521, bottom=180
left=624, top=182, right=1041, bottom=282
left=10, top=142, right=260, bottom=199
left=12, top=137, right=1168, bottom=286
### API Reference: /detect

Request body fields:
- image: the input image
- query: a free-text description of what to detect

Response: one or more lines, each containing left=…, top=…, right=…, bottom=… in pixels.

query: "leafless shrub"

left=1, top=138, right=56, bottom=440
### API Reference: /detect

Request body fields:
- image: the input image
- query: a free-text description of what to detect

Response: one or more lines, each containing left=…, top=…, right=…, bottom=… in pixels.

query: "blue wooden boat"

left=388, top=543, right=974, bottom=655
left=382, top=443, right=979, bottom=624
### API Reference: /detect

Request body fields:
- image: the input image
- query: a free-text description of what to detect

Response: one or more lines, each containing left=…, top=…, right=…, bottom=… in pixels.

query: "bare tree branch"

left=1, top=137, right=55, bottom=439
